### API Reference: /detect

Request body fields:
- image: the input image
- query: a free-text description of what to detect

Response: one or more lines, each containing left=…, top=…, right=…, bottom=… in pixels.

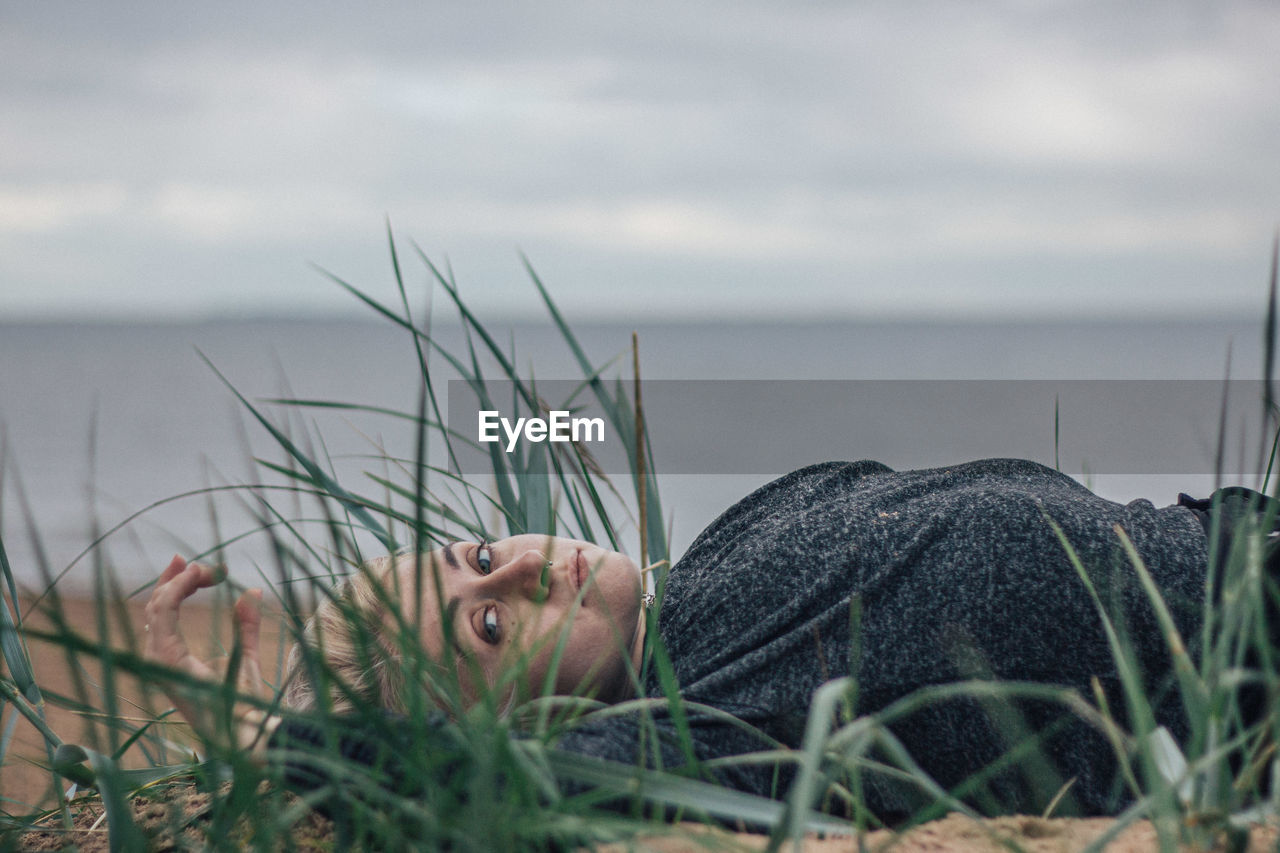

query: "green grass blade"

left=780, top=677, right=854, bottom=848
left=197, top=351, right=394, bottom=551
left=83, top=747, right=147, bottom=852
left=1042, top=511, right=1156, bottom=741
left=0, top=539, right=39, bottom=706
left=545, top=749, right=851, bottom=835
left=1112, top=524, right=1209, bottom=725
left=1264, top=235, right=1277, bottom=457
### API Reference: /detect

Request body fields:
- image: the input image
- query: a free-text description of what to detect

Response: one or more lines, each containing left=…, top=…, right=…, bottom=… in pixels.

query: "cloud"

left=0, top=182, right=130, bottom=232
left=411, top=196, right=825, bottom=258
left=0, top=1, right=1277, bottom=319
left=146, top=183, right=374, bottom=244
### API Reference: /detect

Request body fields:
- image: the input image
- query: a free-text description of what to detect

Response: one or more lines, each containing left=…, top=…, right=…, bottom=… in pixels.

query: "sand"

left=15, top=798, right=1280, bottom=851
left=2, top=592, right=288, bottom=812
left=603, top=816, right=1278, bottom=852
left=6, top=596, right=1277, bottom=851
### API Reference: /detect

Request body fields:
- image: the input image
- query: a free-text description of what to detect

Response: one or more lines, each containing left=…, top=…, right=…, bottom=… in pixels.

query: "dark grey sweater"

left=555, top=458, right=1209, bottom=817
left=274, top=458, right=1214, bottom=819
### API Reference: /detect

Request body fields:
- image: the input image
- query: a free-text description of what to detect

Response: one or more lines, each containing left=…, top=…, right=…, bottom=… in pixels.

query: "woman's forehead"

left=381, top=552, right=449, bottom=652
left=391, top=544, right=461, bottom=572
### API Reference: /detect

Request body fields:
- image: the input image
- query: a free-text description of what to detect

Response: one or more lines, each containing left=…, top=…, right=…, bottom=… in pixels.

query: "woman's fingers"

left=229, top=590, right=277, bottom=753
left=142, top=558, right=275, bottom=752
left=144, top=557, right=224, bottom=666
left=234, top=589, right=263, bottom=644
left=233, top=589, right=264, bottom=686
left=154, top=554, right=188, bottom=590
left=144, top=556, right=187, bottom=656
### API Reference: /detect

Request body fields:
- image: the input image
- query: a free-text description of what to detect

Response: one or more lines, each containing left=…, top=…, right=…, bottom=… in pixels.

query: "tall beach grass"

left=1, top=232, right=1278, bottom=851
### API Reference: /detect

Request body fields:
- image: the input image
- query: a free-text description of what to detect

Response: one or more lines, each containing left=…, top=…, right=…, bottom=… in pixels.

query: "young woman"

left=144, top=458, right=1276, bottom=820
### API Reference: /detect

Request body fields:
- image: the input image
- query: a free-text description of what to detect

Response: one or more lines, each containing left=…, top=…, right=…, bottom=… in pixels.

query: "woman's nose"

left=481, top=548, right=550, bottom=600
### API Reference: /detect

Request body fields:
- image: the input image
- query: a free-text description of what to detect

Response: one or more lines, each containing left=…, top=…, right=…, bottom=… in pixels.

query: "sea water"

left=0, top=317, right=1268, bottom=592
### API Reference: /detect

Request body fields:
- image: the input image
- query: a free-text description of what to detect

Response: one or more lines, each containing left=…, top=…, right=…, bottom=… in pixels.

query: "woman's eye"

left=476, top=542, right=493, bottom=574
left=482, top=606, right=500, bottom=643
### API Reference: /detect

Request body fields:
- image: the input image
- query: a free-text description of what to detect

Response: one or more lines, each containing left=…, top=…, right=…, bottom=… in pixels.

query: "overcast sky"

left=2, top=2, right=1277, bottom=321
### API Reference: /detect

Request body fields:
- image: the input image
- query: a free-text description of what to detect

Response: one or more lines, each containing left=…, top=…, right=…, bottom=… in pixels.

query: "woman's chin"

left=586, top=548, right=643, bottom=622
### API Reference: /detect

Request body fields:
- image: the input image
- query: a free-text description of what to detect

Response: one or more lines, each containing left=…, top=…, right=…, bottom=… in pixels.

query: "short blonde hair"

left=280, top=555, right=410, bottom=715
left=282, top=551, right=558, bottom=717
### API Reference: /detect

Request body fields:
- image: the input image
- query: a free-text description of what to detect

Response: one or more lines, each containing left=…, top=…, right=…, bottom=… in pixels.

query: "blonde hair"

left=280, top=555, right=410, bottom=715
left=280, top=552, right=503, bottom=717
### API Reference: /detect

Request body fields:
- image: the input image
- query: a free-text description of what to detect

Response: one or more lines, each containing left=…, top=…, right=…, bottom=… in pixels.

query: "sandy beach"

left=2, top=592, right=288, bottom=811
left=11, top=596, right=1279, bottom=851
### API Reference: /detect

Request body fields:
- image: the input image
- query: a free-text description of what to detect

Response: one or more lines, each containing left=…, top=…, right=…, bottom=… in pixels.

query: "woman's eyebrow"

left=444, top=595, right=463, bottom=640
left=442, top=542, right=462, bottom=569
left=444, top=596, right=476, bottom=660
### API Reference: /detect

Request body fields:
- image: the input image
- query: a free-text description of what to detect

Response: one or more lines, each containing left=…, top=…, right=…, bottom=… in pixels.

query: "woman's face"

left=394, top=535, right=644, bottom=704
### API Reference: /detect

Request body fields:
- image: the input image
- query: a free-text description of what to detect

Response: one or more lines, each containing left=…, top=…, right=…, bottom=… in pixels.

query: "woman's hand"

left=143, top=555, right=278, bottom=755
